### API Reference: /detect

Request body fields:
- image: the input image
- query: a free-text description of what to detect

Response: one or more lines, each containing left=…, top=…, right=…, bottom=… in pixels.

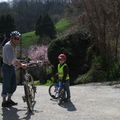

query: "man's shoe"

left=8, top=100, right=18, bottom=106
left=65, top=98, right=71, bottom=102
left=2, top=101, right=12, bottom=107
left=67, top=98, right=71, bottom=102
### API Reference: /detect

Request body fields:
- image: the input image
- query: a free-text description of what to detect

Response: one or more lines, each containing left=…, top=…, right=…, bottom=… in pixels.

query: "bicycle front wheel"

left=48, top=83, right=58, bottom=99
left=24, top=74, right=36, bottom=112
left=24, top=84, right=34, bottom=112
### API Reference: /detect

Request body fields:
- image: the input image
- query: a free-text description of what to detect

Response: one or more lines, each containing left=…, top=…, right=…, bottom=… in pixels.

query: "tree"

left=0, top=14, right=15, bottom=44
left=0, top=2, right=11, bottom=16
left=70, top=0, right=120, bottom=80
left=0, top=15, right=6, bottom=35
left=35, top=14, right=56, bottom=41
left=35, top=15, right=43, bottom=36
left=42, top=14, right=56, bottom=39
left=0, top=0, right=68, bottom=33
left=5, top=14, right=16, bottom=37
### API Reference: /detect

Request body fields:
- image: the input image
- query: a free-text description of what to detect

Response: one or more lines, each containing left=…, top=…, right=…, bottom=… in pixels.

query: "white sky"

left=0, top=0, right=7, bottom=1
left=0, top=0, right=11, bottom=2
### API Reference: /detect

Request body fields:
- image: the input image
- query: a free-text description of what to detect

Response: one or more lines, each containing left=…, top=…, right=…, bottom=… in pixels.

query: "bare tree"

left=70, top=0, right=120, bottom=79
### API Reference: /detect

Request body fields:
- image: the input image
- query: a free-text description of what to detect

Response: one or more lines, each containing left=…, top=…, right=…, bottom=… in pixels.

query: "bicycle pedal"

left=22, top=96, right=26, bottom=102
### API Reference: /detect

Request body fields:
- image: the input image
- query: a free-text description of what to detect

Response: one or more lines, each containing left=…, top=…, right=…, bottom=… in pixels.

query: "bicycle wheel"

left=27, top=74, right=36, bottom=102
left=24, top=74, right=36, bottom=112
left=48, top=83, right=58, bottom=99
left=24, top=84, right=33, bottom=112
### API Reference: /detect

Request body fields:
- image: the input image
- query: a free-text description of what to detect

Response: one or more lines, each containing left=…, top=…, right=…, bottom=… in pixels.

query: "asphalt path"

left=0, top=83, right=120, bottom=120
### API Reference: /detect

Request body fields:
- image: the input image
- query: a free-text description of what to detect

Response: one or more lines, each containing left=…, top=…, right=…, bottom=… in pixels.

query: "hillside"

left=22, top=18, right=72, bottom=48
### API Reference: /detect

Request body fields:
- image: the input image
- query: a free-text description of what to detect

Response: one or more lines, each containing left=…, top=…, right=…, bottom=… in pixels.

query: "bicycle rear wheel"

left=48, top=83, right=58, bottom=99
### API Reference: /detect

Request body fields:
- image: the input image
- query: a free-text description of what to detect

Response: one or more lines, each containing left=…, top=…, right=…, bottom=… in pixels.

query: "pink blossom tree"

left=28, top=45, right=48, bottom=63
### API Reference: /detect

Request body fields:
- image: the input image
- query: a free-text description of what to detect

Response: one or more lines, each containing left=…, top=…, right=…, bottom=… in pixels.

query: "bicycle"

left=49, top=81, right=67, bottom=105
left=22, top=60, right=41, bottom=112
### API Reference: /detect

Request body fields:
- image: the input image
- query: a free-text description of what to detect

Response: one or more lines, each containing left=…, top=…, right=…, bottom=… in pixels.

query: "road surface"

left=0, top=83, right=120, bottom=120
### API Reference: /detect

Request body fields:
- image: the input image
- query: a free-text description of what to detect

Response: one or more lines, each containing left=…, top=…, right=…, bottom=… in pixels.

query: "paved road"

left=0, top=83, right=120, bottom=120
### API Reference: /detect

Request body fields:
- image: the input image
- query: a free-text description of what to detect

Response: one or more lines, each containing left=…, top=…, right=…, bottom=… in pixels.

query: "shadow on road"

left=1, top=101, right=39, bottom=120
left=50, top=98, right=77, bottom=111
left=60, top=101, right=77, bottom=111
left=21, top=101, right=40, bottom=120
left=2, top=107, right=26, bottom=120
left=21, top=109, right=40, bottom=120
left=21, top=110, right=35, bottom=120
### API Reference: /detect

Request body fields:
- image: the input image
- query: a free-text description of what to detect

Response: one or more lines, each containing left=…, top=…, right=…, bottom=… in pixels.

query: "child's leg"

left=64, top=81, right=71, bottom=99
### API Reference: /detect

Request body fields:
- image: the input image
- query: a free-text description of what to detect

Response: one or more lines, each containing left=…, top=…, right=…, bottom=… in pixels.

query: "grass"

left=45, top=79, right=53, bottom=86
left=33, top=80, right=53, bottom=86
left=55, top=18, right=72, bottom=32
left=34, top=80, right=41, bottom=86
left=21, top=31, right=39, bottom=48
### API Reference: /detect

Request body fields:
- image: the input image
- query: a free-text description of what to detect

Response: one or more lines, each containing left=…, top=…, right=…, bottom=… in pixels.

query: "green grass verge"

left=34, top=80, right=53, bottom=86
left=34, top=80, right=41, bottom=86
left=55, top=18, right=72, bottom=32
left=21, top=31, right=39, bottom=48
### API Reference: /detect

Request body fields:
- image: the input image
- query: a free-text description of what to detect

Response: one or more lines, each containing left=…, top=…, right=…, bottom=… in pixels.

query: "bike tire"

left=48, top=83, right=58, bottom=99
left=24, top=84, right=33, bottom=112
left=27, top=74, right=36, bottom=102
left=24, top=74, right=36, bottom=112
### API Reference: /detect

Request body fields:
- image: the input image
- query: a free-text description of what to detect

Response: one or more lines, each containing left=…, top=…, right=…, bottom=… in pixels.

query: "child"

left=57, top=53, right=71, bottom=101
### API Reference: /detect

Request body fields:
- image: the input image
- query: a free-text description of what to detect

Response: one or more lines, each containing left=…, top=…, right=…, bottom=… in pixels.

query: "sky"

left=0, top=0, right=7, bottom=1
left=0, top=0, right=11, bottom=2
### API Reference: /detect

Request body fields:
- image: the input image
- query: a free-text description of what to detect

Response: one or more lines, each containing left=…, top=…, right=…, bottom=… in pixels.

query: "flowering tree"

left=27, top=45, right=49, bottom=83
left=28, top=45, right=48, bottom=63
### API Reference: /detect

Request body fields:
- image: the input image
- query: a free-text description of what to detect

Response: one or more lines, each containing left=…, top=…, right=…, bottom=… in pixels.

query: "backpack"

left=1, top=38, right=9, bottom=47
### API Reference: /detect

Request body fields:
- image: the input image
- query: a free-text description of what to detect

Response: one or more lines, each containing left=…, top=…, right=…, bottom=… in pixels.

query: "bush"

left=107, top=61, right=120, bottom=81
left=0, top=77, right=2, bottom=83
left=48, top=30, right=93, bottom=83
left=74, top=56, right=106, bottom=84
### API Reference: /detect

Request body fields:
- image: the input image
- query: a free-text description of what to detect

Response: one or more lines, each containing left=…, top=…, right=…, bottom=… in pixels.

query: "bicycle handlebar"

left=20, top=60, right=42, bottom=69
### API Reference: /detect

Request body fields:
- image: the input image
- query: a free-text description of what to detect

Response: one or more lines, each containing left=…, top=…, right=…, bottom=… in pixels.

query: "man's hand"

left=21, top=63, right=27, bottom=69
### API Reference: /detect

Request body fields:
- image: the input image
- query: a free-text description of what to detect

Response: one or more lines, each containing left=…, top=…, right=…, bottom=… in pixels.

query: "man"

left=1, top=31, right=27, bottom=107
left=57, top=53, right=71, bottom=102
